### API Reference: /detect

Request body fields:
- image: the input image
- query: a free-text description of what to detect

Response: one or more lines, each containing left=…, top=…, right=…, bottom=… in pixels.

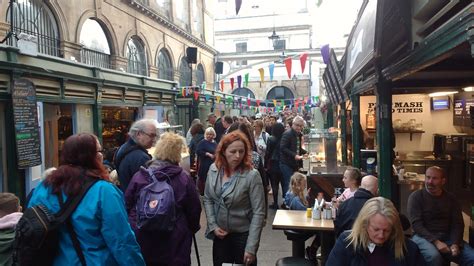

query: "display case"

left=305, top=128, right=344, bottom=174
left=305, top=128, right=346, bottom=202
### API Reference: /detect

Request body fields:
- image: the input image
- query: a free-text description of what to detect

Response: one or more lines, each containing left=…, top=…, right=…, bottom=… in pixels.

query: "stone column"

left=61, top=40, right=82, bottom=62
left=111, top=55, right=128, bottom=72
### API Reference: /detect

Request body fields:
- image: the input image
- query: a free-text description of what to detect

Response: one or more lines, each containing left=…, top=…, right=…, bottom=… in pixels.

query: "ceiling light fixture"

left=428, top=91, right=458, bottom=97
left=462, top=86, right=473, bottom=92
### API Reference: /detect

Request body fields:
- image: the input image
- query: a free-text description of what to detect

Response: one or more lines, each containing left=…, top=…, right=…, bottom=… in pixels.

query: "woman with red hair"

left=27, top=133, right=144, bottom=265
left=203, top=131, right=265, bottom=266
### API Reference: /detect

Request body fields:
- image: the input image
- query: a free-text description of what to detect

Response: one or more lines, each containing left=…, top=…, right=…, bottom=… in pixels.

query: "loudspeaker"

left=215, top=61, right=223, bottom=74
left=186, top=47, right=197, bottom=64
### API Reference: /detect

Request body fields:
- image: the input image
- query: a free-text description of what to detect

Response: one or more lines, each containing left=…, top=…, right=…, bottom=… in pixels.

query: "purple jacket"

left=125, top=160, right=201, bottom=265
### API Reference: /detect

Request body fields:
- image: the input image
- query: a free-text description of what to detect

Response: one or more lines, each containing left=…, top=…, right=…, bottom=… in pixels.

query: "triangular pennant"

left=258, top=68, right=264, bottom=82
left=237, top=75, right=242, bottom=88
left=284, top=58, right=292, bottom=79
left=247, top=98, right=251, bottom=106
left=300, top=53, right=308, bottom=73
left=193, top=91, right=199, bottom=101
left=256, top=99, right=261, bottom=106
left=321, top=44, right=330, bottom=64
left=269, top=64, right=275, bottom=81
left=230, top=77, right=235, bottom=90
left=216, top=95, right=221, bottom=103
left=235, top=0, right=242, bottom=15
left=205, top=94, right=210, bottom=102
left=201, top=82, right=206, bottom=90
left=244, top=73, right=249, bottom=87
left=273, top=99, right=277, bottom=106
left=220, top=80, right=224, bottom=91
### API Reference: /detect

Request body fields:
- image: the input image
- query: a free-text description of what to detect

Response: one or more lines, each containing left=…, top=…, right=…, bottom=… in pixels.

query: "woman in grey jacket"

left=203, top=131, right=265, bottom=266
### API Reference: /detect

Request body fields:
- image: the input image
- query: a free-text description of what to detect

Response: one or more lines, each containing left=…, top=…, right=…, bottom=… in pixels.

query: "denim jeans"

left=412, top=234, right=474, bottom=266
left=269, top=161, right=282, bottom=206
left=212, top=231, right=257, bottom=266
left=279, top=163, right=295, bottom=201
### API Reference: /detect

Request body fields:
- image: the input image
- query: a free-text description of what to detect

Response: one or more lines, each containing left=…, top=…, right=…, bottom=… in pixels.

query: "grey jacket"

left=203, top=163, right=265, bottom=255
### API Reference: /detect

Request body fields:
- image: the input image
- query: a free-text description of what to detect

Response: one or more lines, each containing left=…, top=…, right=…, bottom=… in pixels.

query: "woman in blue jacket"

left=327, top=197, right=424, bottom=266
left=28, top=133, right=144, bottom=266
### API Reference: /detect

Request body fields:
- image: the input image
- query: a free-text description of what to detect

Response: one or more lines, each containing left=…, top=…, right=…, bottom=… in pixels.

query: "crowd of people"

left=0, top=110, right=473, bottom=266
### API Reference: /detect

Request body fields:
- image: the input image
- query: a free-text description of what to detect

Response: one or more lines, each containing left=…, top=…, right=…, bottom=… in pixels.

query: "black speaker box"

left=215, top=61, right=223, bottom=74
left=186, top=47, right=197, bottom=64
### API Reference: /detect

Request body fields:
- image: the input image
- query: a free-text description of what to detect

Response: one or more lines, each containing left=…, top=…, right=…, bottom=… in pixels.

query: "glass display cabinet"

left=304, top=128, right=346, bottom=202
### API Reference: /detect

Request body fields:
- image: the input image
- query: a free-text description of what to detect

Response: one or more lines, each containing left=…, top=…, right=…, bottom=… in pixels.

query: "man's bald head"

left=360, top=175, right=378, bottom=196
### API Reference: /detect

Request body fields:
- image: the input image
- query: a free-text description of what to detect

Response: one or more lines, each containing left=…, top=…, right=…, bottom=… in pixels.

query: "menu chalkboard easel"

left=12, top=78, right=42, bottom=168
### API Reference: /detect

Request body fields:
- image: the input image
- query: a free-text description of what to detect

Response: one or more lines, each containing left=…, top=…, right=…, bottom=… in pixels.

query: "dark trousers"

left=212, top=231, right=257, bottom=266
left=269, top=160, right=282, bottom=206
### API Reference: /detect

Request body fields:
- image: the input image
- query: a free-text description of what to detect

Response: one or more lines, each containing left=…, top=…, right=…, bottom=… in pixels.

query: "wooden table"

left=272, top=210, right=335, bottom=265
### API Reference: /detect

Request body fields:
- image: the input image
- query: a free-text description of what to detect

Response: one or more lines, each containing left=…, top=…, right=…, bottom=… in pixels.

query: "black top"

left=279, top=128, right=307, bottom=170
left=334, top=188, right=374, bottom=237
left=407, top=188, right=464, bottom=245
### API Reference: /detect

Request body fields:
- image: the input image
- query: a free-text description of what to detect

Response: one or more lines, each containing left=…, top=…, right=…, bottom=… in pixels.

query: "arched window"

left=179, top=57, right=191, bottom=86
left=266, top=86, right=294, bottom=100
left=126, top=37, right=147, bottom=76
left=233, top=87, right=255, bottom=99
left=80, top=19, right=111, bottom=69
left=157, top=49, right=173, bottom=80
left=6, top=0, right=60, bottom=56
left=196, top=64, right=205, bottom=86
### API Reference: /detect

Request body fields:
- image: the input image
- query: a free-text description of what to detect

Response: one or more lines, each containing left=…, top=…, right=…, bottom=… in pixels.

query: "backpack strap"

left=57, top=177, right=98, bottom=266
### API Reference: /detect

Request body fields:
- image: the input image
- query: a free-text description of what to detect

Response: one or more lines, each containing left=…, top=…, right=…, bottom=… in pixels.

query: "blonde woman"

left=327, top=197, right=424, bottom=266
left=125, top=132, right=202, bottom=265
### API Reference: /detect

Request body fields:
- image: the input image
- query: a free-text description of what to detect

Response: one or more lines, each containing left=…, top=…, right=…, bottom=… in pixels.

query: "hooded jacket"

left=334, top=188, right=374, bottom=237
left=125, top=160, right=201, bottom=266
left=0, top=212, right=22, bottom=266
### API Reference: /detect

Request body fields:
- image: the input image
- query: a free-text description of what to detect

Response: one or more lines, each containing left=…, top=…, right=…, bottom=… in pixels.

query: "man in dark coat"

left=279, top=116, right=307, bottom=204
left=334, top=175, right=378, bottom=237
left=114, top=119, right=158, bottom=191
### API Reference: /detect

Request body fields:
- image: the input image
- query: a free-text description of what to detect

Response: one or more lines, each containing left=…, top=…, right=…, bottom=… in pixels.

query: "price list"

left=12, top=79, right=42, bottom=168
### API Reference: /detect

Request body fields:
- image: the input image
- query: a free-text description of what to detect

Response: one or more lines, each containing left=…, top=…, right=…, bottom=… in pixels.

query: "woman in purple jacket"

left=125, top=132, right=202, bottom=266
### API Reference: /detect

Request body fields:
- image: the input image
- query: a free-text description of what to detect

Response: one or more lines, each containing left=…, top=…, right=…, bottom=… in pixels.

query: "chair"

left=275, top=257, right=314, bottom=266
left=283, top=230, right=313, bottom=258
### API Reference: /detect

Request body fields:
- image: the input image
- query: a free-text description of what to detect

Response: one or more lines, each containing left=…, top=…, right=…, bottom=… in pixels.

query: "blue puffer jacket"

left=28, top=180, right=145, bottom=266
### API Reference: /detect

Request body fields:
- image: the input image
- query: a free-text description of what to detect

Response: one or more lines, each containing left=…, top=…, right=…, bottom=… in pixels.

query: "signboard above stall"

left=343, top=0, right=378, bottom=88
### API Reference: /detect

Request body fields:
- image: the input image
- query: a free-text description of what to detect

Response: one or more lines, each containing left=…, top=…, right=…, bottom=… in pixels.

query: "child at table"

left=284, top=172, right=309, bottom=210
left=283, top=173, right=320, bottom=262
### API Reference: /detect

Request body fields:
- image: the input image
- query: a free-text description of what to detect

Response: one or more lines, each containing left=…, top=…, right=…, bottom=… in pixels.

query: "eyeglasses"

left=141, top=131, right=157, bottom=139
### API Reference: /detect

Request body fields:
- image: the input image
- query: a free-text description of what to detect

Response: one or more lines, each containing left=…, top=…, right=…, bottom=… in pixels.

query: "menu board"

left=12, top=78, right=42, bottom=168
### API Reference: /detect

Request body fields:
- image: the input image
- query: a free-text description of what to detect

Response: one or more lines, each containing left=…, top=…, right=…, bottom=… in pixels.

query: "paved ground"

left=190, top=195, right=296, bottom=266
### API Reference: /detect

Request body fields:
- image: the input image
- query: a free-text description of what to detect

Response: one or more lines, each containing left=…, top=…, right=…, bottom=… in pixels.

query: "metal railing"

left=80, top=48, right=111, bottom=69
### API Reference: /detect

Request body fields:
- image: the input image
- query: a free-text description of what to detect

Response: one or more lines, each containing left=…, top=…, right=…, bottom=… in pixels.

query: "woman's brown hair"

left=215, top=131, right=252, bottom=176
left=45, top=133, right=109, bottom=196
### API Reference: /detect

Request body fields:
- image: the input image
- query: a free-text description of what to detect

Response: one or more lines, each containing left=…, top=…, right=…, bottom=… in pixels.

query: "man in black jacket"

left=279, top=116, right=307, bottom=204
left=114, top=119, right=158, bottom=192
left=334, top=175, right=378, bottom=237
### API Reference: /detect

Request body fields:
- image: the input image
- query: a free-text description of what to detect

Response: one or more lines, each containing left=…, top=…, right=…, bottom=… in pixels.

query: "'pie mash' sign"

left=368, top=101, right=424, bottom=114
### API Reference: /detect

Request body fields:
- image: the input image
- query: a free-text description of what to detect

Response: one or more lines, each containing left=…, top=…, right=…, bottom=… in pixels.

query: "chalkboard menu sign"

left=12, top=78, right=42, bottom=168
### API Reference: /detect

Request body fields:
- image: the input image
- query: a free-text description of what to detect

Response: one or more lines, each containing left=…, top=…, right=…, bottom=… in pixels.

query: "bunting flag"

left=201, top=82, right=206, bottom=90
left=237, top=75, right=242, bottom=88
left=230, top=77, right=235, bottom=90
left=244, top=73, right=249, bottom=87
left=273, top=99, right=277, bottom=106
left=258, top=68, right=264, bottom=82
left=281, top=99, right=285, bottom=107
left=205, top=94, right=210, bottom=102
left=256, top=99, right=261, bottom=106
left=321, top=44, right=330, bottom=64
left=284, top=58, right=292, bottom=79
left=235, top=0, right=242, bottom=15
left=181, top=88, right=186, bottom=97
left=193, top=91, right=199, bottom=101
left=247, top=98, right=251, bottom=106
left=216, top=95, right=221, bottom=103
left=304, top=96, right=308, bottom=104
left=300, top=53, right=308, bottom=73
left=295, top=99, right=299, bottom=108
left=220, top=80, right=224, bottom=91
left=269, top=64, right=275, bottom=81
